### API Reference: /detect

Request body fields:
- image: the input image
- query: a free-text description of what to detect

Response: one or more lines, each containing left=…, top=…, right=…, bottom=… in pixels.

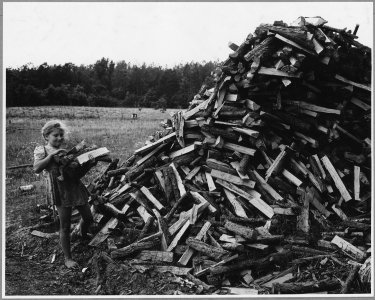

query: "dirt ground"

left=4, top=189, right=199, bottom=296
left=5, top=185, right=226, bottom=296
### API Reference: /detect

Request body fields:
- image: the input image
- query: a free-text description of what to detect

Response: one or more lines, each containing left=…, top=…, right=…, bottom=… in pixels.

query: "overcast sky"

left=4, top=2, right=373, bottom=68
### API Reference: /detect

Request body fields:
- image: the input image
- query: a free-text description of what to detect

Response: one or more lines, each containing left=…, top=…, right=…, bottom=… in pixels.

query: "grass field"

left=5, top=106, right=179, bottom=229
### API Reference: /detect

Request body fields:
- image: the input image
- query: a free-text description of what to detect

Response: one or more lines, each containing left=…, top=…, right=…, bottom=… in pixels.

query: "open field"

left=4, top=106, right=182, bottom=295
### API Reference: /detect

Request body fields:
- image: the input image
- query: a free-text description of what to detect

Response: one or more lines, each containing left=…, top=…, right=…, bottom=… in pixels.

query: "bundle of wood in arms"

left=53, top=140, right=110, bottom=181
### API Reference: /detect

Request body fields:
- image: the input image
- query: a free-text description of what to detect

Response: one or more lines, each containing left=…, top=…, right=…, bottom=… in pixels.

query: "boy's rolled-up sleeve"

left=33, top=145, right=46, bottom=165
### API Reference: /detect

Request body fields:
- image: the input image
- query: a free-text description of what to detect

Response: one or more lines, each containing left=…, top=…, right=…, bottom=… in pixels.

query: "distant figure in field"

left=33, top=120, right=97, bottom=269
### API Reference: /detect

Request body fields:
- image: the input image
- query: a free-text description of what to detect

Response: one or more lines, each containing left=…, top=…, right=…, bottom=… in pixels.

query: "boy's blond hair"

left=41, top=120, right=70, bottom=140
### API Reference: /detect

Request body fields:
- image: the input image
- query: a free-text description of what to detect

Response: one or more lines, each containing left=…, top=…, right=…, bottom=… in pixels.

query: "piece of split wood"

left=331, top=235, right=366, bottom=261
left=178, top=221, right=211, bottom=266
left=321, top=156, right=352, bottom=201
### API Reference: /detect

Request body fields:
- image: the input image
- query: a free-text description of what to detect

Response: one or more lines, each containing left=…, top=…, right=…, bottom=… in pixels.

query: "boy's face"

left=46, top=128, right=64, bottom=148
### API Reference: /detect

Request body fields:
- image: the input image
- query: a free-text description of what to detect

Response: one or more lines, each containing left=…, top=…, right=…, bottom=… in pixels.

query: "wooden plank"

left=282, top=169, right=303, bottom=187
left=195, top=254, right=239, bottom=277
left=153, top=209, right=169, bottom=251
left=168, top=201, right=209, bottom=235
left=211, top=169, right=255, bottom=188
left=226, top=288, right=258, bottom=295
left=223, top=189, right=248, bottom=218
left=183, top=98, right=210, bottom=120
left=312, top=154, right=326, bottom=179
left=233, top=127, right=259, bottom=138
left=109, top=183, right=131, bottom=201
left=307, top=187, right=331, bottom=218
left=170, top=163, right=187, bottom=197
left=154, top=170, right=166, bottom=194
left=167, top=220, right=190, bottom=252
left=30, top=230, right=58, bottom=239
left=137, top=206, right=152, bottom=223
left=169, top=143, right=196, bottom=159
left=216, top=179, right=274, bottom=219
left=225, top=93, right=238, bottom=102
left=89, top=203, right=130, bottom=247
left=335, top=74, right=371, bottom=92
left=224, top=220, right=257, bottom=241
left=252, top=170, right=283, bottom=201
left=205, top=172, right=217, bottom=192
left=312, top=38, right=324, bottom=54
left=140, top=186, right=165, bottom=211
left=321, top=156, right=352, bottom=202
left=290, top=158, right=308, bottom=177
left=149, top=265, right=192, bottom=276
left=331, top=235, right=366, bottom=261
left=263, top=273, right=294, bottom=288
left=273, top=207, right=295, bottom=215
left=137, top=250, right=174, bottom=263
left=354, top=166, right=360, bottom=200
left=184, top=119, right=199, bottom=128
left=186, top=237, right=228, bottom=259
left=178, top=221, right=211, bottom=266
left=185, top=166, right=201, bottom=181
left=351, top=97, right=371, bottom=111
left=76, top=147, right=110, bottom=164
left=274, top=33, right=316, bottom=55
left=287, top=100, right=341, bottom=115
left=134, top=132, right=176, bottom=156
left=223, top=142, right=256, bottom=156
left=258, top=67, right=302, bottom=78
left=134, top=144, right=165, bottom=167
left=190, top=191, right=217, bottom=213
left=297, top=189, right=310, bottom=233
left=111, top=232, right=161, bottom=259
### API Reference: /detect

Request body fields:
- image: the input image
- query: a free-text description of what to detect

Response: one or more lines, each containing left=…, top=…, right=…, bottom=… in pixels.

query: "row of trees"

left=6, top=58, right=218, bottom=109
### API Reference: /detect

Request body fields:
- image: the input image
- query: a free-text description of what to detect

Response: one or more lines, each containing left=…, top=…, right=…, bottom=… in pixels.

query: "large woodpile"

left=38, top=17, right=373, bottom=294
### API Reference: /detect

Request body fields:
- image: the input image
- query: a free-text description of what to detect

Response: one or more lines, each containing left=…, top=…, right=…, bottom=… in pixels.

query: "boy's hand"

left=50, top=149, right=67, bottom=156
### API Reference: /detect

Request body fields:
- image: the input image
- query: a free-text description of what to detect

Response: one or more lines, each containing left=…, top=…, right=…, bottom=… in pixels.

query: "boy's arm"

left=33, top=149, right=67, bottom=173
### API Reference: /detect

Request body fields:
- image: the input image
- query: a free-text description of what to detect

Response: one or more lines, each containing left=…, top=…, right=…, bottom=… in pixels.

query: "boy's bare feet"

left=64, top=258, right=79, bottom=269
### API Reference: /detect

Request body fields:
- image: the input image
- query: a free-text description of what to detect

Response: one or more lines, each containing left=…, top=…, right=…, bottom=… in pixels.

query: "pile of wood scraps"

left=37, top=17, right=373, bottom=295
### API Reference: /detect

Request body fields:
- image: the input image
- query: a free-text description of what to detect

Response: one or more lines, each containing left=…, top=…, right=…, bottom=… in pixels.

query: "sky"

left=3, top=1, right=373, bottom=68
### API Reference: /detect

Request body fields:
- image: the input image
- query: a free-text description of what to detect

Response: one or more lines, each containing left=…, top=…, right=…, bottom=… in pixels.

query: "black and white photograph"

left=3, top=1, right=373, bottom=297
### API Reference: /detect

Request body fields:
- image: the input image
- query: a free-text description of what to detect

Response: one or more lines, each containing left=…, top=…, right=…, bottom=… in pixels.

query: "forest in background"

left=6, top=58, right=218, bottom=109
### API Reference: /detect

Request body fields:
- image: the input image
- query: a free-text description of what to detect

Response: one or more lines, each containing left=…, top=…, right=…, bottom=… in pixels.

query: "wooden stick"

left=354, top=166, right=360, bottom=201
left=6, top=163, right=33, bottom=170
left=178, top=221, right=211, bottom=266
left=223, top=189, right=247, bottom=218
left=272, top=279, right=341, bottom=294
left=140, top=186, right=165, bottom=212
left=186, top=237, right=228, bottom=260
left=111, top=232, right=161, bottom=259
left=321, top=156, right=352, bottom=202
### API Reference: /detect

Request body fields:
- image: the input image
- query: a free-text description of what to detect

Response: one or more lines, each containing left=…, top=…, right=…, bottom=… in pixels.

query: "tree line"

left=6, top=58, right=218, bottom=109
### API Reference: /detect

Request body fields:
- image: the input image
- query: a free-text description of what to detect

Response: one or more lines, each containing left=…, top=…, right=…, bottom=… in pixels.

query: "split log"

left=186, top=237, right=228, bottom=260
left=210, top=250, right=292, bottom=275
left=331, top=235, right=367, bottom=261
left=178, top=221, right=211, bottom=266
left=321, top=156, right=352, bottom=201
left=110, top=232, right=162, bottom=259
left=272, top=279, right=341, bottom=294
left=134, top=132, right=176, bottom=156
left=137, top=250, right=174, bottom=263
left=224, top=220, right=257, bottom=241
left=163, top=192, right=189, bottom=222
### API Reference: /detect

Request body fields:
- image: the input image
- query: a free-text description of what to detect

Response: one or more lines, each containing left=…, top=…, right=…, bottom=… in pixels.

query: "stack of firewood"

left=79, top=17, right=371, bottom=294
